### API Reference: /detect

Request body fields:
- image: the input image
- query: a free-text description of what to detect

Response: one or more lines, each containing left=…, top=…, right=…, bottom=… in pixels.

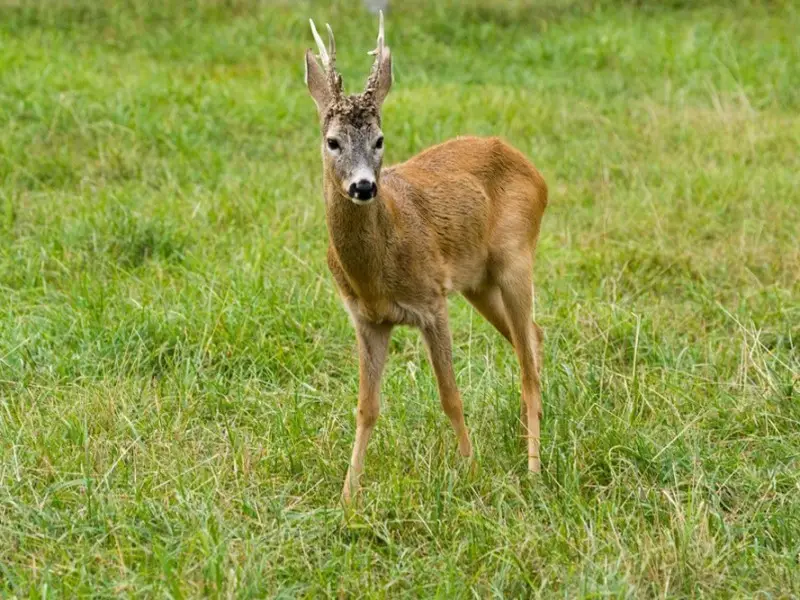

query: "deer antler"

left=325, top=24, right=336, bottom=64
left=309, top=19, right=330, bottom=67
left=309, top=19, right=343, bottom=99
left=367, top=10, right=385, bottom=59
left=364, top=10, right=389, bottom=100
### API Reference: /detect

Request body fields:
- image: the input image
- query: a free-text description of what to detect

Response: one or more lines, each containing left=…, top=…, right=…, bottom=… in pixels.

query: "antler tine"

left=325, top=23, right=336, bottom=63
left=368, top=10, right=385, bottom=57
left=309, top=19, right=330, bottom=67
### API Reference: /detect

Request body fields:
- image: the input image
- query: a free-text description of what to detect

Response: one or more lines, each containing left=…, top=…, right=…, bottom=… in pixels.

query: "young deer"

left=304, top=13, right=547, bottom=503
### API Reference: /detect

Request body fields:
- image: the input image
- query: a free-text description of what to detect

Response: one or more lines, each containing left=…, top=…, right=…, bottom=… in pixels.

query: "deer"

left=304, top=12, right=548, bottom=504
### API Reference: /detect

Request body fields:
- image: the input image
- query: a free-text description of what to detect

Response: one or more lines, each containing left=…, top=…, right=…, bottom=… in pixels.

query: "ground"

left=0, top=0, right=798, bottom=597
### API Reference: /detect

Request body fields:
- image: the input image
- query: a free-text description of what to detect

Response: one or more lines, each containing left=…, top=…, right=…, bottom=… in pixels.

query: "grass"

left=1, top=0, right=799, bottom=596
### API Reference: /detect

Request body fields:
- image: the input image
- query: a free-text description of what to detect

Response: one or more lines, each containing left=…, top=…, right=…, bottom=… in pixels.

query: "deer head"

left=305, top=12, right=392, bottom=204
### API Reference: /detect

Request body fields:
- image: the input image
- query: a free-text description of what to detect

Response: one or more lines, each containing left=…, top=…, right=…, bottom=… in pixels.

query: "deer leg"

left=497, top=262, right=543, bottom=473
left=464, top=285, right=543, bottom=442
left=342, top=319, right=392, bottom=504
left=463, top=286, right=513, bottom=344
left=421, top=304, right=473, bottom=457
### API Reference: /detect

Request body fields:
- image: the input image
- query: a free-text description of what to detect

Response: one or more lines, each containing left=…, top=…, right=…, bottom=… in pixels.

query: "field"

left=1, top=0, right=799, bottom=596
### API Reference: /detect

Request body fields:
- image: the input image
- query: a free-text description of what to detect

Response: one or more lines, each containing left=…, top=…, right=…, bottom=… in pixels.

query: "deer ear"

left=371, top=48, right=392, bottom=107
left=305, top=49, right=332, bottom=115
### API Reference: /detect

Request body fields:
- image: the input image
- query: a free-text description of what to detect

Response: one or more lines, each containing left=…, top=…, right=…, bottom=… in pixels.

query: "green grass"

left=1, top=0, right=799, bottom=596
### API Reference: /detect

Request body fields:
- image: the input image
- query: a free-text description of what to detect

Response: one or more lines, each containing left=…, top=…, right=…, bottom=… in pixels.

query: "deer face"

left=305, top=13, right=392, bottom=205
left=324, top=101, right=384, bottom=203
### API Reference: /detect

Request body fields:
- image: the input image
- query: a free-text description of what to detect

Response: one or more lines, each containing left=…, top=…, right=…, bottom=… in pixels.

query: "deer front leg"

left=421, top=304, right=473, bottom=458
left=342, top=318, right=392, bottom=505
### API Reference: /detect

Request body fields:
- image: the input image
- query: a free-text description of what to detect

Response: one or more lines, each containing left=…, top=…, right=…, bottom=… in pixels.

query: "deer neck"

left=323, top=174, right=395, bottom=297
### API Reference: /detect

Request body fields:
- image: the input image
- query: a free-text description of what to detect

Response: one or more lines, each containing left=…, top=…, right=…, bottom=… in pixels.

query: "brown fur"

left=326, top=137, right=546, bottom=327
left=306, top=16, right=548, bottom=504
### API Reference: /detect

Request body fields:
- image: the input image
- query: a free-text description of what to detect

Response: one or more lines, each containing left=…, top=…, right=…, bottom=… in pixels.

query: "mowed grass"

left=1, top=0, right=799, bottom=596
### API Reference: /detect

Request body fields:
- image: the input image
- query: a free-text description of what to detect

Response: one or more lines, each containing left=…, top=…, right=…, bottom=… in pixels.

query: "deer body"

left=305, top=15, right=547, bottom=503
left=326, top=136, right=546, bottom=327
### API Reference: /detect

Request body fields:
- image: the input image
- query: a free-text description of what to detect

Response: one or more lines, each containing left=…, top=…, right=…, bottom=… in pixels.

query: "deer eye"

left=326, top=138, right=341, bottom=151
left=374, top=136, right=384, bottom=150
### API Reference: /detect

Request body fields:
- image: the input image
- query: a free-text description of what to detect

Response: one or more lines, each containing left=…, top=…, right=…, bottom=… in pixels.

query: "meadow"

left=0, top=0, right=798, bottom=596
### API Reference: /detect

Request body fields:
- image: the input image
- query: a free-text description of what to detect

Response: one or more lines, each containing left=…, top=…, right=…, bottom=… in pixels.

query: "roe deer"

left=304, top=13, right=548, bottom=503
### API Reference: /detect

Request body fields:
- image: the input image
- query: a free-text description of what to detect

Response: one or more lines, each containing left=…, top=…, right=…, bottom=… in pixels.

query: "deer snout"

left=348, top=179, right=378, bottom=202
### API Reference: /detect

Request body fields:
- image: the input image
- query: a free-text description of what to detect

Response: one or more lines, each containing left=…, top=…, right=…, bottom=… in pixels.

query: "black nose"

left=348, top=179, right=378, bottom=201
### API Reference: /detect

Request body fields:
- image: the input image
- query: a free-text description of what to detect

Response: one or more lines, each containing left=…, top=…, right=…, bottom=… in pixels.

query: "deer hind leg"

left=464, top=284, right=543, bottom=456
left=464, top=285, right=526, bottom=427
left=421, top=304, right=473, bottom=458
left=342, top=319, right=392, bottom=505
left=497, top=260, right=543, bottom=473
left=463, top=286, right=513, bottom=344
